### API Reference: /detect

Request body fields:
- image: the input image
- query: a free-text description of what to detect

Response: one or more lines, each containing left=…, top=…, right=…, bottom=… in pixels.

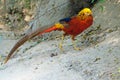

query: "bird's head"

left=78, top=8, right=92, bottom=16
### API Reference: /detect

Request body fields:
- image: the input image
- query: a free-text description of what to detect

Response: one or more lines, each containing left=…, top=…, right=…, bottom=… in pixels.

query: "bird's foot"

left=73, top=46, right=81, bottom=51
left=72, top=39, right=80, bottom=50
left=59, top=43, right=64, bottom=51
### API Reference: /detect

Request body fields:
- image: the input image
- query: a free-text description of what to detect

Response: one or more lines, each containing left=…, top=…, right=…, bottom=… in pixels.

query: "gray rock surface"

left=0, top=0, right=120, bottom=80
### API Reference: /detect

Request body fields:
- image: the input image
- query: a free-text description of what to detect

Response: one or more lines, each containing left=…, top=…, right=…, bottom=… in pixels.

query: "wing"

left=59, top=17, right=71, bottom=23
left=59, top=17, right=72, bottom=28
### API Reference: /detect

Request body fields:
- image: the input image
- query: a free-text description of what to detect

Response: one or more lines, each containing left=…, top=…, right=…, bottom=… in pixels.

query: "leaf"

left=99, top=0, right=105, bottom=3
left=91, top=0, right=95, bottom=3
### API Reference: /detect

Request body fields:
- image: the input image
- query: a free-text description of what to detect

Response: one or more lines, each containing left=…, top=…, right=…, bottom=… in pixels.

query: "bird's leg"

left=59, top=35, right=65, bottom=51
left=71, top=35, right=80, bottom=50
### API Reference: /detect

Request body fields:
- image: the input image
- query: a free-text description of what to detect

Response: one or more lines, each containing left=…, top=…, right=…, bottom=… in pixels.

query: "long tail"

left=4, top=25, right=60, bottom=64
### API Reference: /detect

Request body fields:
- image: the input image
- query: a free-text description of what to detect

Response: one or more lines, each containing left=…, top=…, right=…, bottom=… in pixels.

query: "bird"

left=4, top=8, right=93, bottom=64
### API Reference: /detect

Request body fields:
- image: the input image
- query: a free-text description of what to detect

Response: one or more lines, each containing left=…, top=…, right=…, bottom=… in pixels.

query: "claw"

left=73, top=45, right=81, bottom=50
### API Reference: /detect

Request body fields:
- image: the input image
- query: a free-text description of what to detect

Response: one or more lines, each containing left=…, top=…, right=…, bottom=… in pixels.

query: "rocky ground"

left=0, top=0, right=120, bottom=80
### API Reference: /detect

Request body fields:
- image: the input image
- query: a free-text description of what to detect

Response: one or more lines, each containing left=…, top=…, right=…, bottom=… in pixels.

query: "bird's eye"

left=86, top=12, right=89, bottom=13
left=81, top=13, right=84, bottom=15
